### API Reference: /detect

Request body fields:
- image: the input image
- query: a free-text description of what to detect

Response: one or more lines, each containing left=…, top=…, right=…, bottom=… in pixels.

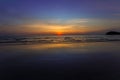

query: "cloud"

left=65, top=19, right=89, bottom=24
left=26, top=18, right=89, bottom=25
left=113, top=13, right=120, bottom=16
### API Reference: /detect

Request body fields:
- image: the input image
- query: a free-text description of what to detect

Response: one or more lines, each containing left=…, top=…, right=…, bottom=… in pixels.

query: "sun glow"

left=16, top=20, right=95, bottom=35
left=56, top=31, right=63, bottom=36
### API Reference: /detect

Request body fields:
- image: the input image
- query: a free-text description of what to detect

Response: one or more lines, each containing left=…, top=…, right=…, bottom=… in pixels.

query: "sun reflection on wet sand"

left=0, top=42, right=120, bottom=80
left=0, top=42, right=120, bottom=55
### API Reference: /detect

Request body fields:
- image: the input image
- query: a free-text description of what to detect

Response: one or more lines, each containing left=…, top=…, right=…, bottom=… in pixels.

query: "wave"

left=0, top=35, right=120, bottom=44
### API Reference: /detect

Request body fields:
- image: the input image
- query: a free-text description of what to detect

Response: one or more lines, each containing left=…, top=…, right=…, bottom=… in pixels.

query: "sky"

left=0, top=0, right=120, bottom=35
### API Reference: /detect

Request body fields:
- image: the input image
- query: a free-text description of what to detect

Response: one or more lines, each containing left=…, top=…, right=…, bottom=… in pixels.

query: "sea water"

left=0, top=35, right=120, bottom=44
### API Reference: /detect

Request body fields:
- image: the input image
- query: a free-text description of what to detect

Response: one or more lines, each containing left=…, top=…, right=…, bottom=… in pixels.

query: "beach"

left=0, top=41, right=120, bottom=80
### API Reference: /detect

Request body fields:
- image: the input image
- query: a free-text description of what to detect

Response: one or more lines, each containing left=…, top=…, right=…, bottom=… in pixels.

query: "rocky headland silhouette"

left=106, top=31, right=120, bottom=35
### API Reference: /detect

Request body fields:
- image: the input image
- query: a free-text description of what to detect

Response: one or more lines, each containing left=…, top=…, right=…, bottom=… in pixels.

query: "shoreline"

left=0, top=40, right=120, bottom=46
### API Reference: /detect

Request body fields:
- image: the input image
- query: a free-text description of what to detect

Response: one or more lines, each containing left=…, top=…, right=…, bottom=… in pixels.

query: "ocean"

left=0, top=35, right=120, bottom=80
left=0, top=35, right=120, bottom=44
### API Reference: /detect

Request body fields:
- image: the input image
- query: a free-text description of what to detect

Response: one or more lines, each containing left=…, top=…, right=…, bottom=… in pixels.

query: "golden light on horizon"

left=23, top=24, right=92, bottom=35
left=3, top=19, right=106, bottom=35
left=0, top=18, right=117, bottom=35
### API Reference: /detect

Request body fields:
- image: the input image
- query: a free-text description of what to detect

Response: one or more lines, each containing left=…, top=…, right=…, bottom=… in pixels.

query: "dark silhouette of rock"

left=106, top=31, right=120, bottom=35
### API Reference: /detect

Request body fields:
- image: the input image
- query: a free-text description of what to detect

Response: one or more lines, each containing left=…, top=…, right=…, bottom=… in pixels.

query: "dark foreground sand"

left=0, top=42, right=120, bottom=80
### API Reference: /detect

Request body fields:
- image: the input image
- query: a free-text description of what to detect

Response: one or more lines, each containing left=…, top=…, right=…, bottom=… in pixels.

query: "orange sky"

left=0, top=18, right=120, bottom=35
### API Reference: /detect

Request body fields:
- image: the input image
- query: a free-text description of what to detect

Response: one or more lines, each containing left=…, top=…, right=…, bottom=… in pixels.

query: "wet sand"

left=0, top=42, right=120, bottom=80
